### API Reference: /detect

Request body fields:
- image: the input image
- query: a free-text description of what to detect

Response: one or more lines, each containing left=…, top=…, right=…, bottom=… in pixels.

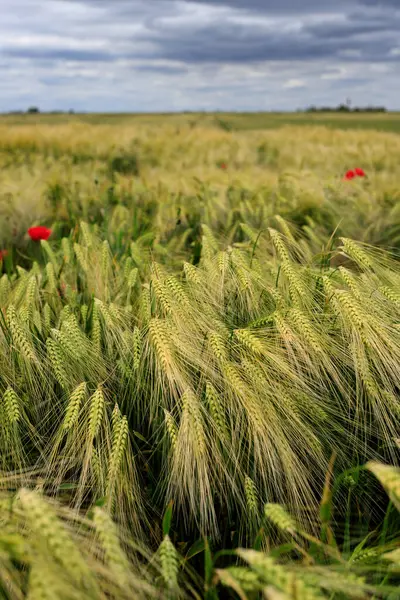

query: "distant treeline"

left=305, top=104, right=387, bottom=113
left=4, top=106, right=389, bottom=116
left=7, top=107, right=75, bottom=114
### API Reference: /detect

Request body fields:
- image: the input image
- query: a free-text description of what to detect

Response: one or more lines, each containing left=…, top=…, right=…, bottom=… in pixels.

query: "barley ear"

left=264, top=503, right=297, bottom=534
left=18, top=489, right=97, bottom=591
left=88, top=386, right=105, bottom=440
left=3, top=386, right=21, bottom=425
left=164, top=410, right=178, bottom=449
left=159, top=534, right=179, bottom=590
left=63, top=382, right=87, bottom=431
left=245, top=476, right=259, bottom=515
left=93, top=507, right=130, bottom=587
left=367, top=462, right=400, bottom=511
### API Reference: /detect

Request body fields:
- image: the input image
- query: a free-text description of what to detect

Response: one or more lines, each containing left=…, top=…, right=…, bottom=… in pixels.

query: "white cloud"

left=320, top=67, right=349, bottom=80
left=283, top=79, right=306, bottom=89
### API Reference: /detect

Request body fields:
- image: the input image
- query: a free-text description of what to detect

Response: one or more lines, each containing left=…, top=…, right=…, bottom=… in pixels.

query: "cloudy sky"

left=1, top=0, right=399, bottom=112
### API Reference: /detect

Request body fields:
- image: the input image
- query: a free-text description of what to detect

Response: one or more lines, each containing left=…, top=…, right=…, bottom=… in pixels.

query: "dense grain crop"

left=0, top=113, right=400, bottom=599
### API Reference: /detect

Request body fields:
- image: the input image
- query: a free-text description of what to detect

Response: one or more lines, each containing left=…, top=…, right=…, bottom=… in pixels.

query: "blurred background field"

left=2, top=112, right=400, bottom=256
left=2, top=111, right=400, bottom=132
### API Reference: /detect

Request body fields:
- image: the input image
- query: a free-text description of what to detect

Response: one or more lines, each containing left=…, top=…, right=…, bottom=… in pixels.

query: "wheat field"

left=0, top=113, right=400, bottom=599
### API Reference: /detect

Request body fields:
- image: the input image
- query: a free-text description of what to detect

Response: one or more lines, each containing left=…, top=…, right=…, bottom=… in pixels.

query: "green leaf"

left=204, top=538, right=213, bottom=586
left=185, top=538, right=205, bottom=560
left=58, top=483, right=79, bottom=490
left=269, top=543, right=297, bottom=558
left=162, top=500, right=174, bottom=536
left=253, top=528, right=265, bottom=551
left=94, top=496, right=107, bottom=508
left=132, top=430, right=148, bottom=443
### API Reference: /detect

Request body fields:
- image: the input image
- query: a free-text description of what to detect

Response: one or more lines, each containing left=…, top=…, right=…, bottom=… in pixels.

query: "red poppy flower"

left=355, top=168, right=366, bottom=177
left=28, top=226, right=52, bottom=241
left=0, top=249, right=8, bottom=261
left=344, top=170, right=356, bottom=180
left=220, top=163, right=227, bottom=170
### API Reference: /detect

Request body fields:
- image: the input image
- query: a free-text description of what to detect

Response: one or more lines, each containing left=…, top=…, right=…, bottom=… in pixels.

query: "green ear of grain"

left=3, top=387, right=21, bottom=425
left=149, top=318, right=171, bottom=370
left=46, top=339, right=68, bottom=388
left=245, top=477, right=259, bottom=515
left=7, top=304, right=36, bottom=361
left=107, top=415, right=129, bottom=492
left=27, top=560, right=63, bottom=600
left=88, top=387, right=105, bottom=440
left=264, top=503, right=297, bottom=534
left=367, top=462, right=400, bottom=511
left=93, top=507, right=130, bottom=587
left=159, top=534, right=179, bottom=590
left=183, top=262, right=201, bottom=284
left=164, top=410, right=178, bottom=449
left=63, top=382, right=87, bottom=431
left=205, top=382, right=228, bottom=438
left=18, top=489, right=98, bottom=592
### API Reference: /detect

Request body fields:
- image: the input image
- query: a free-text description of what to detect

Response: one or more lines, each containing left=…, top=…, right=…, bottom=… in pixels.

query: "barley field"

left=1, top=113, right=400, bottom=599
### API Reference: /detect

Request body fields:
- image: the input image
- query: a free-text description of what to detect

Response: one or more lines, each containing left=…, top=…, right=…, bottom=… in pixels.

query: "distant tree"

left=304, top=104, right=387, bottom=113
left=27, top=107, right=40, bottom=114
left=365, top=106, right=386, bottom=113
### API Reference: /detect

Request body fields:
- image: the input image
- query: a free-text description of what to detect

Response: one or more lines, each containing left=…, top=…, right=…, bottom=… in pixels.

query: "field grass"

left=2, top=111, right=400, bottom=133
left=0, top=113, right=400, bottom=599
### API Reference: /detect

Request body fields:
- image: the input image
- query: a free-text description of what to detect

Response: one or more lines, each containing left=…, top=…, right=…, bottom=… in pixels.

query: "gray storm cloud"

left=1, top=0, right=398, bottom=111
